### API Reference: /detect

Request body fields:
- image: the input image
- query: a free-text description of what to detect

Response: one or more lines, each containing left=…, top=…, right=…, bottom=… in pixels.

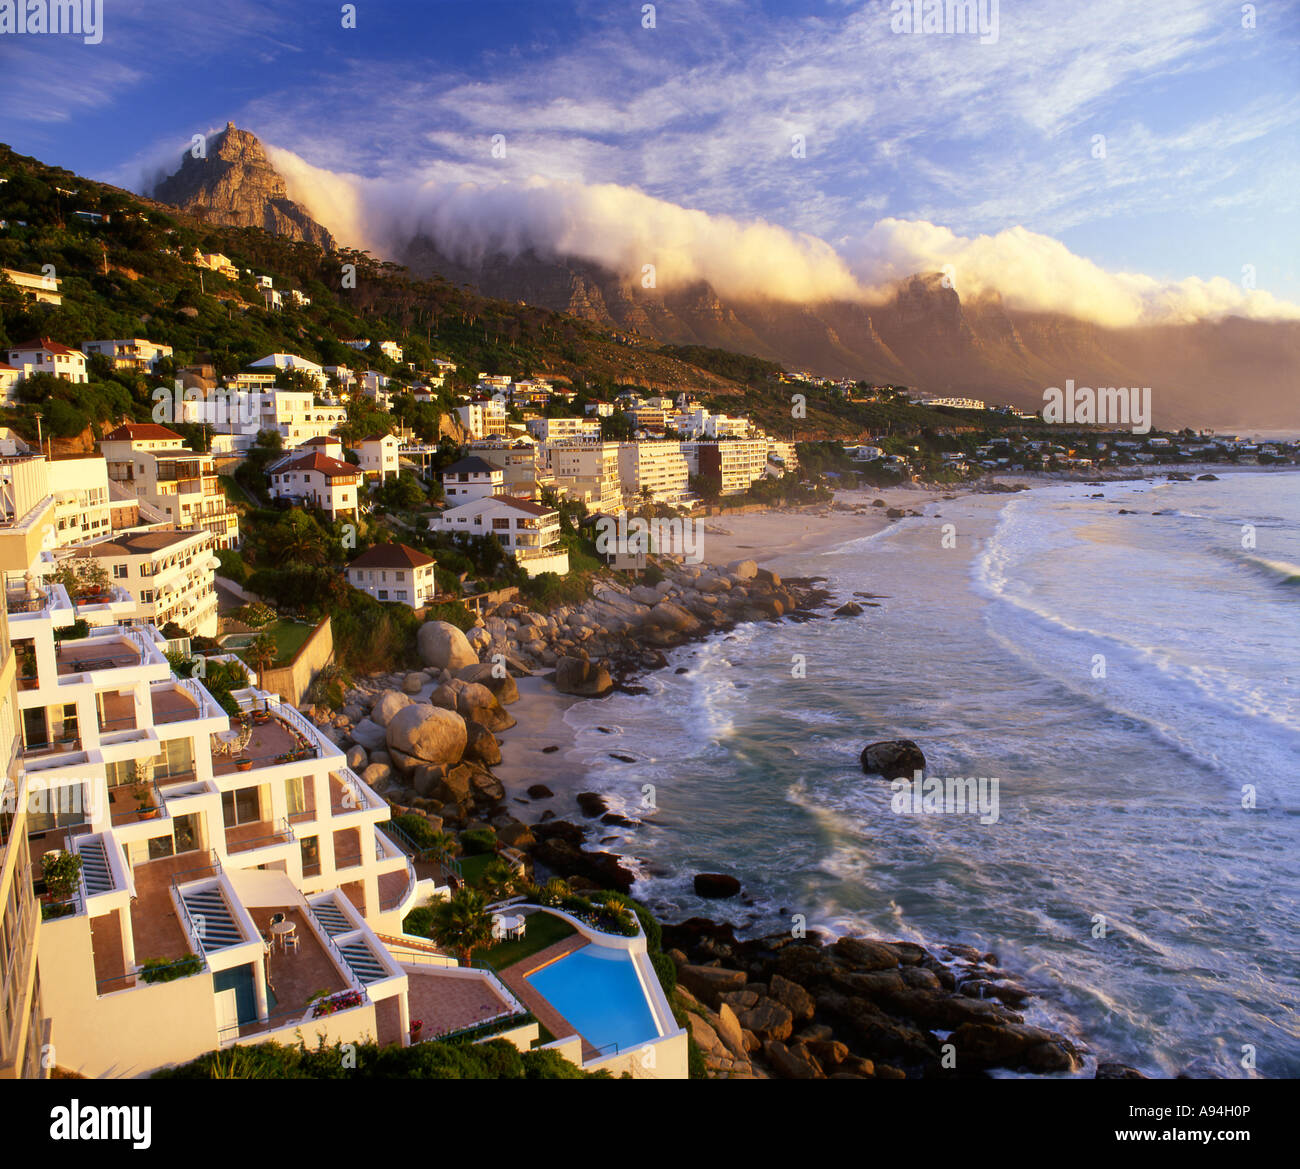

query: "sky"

left=1, top=0, right=1298, bottom=322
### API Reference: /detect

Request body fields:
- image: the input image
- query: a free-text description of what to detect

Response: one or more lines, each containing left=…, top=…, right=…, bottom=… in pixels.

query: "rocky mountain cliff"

left=399, top=239, right=1300, bottom=428
left=152, top=127, right=1298, bottom=428
left=153, top=123, right=336, bottom=250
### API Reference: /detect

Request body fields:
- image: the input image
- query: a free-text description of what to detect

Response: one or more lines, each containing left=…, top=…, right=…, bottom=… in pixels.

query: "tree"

left=244, top=633, right=277, bottom=687
left=427, top=887, right=493, bottom=964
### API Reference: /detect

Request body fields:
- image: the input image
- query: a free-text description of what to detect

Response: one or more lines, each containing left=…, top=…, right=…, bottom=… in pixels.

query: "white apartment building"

left=925, top=397, right=987, bottom=410
left=454, top=399, right=508, bottom=440
left=80, top=339, right=174, bottom=373
left=526, top=417, right=600, bottom=442
left=1, top=268, right=61, bottom=305
left=0, top=362, right=20, bottom=404
left=75, top=528, right=220, bottom=637
left=1, top=463, right=688, bottom=1080
left=247, top=353, right=329, bottom=392
left=686, top=438, right=771, bottom=496
left=377, top=342, right=403, bottom=362
left=257, top=390, right=347, bottom=448
left=547, top=440, right=623, bottom=513
left=5, top=339, right=88, bottom=385
left=101, top=424, right=241, bottom=549
left=268, top=451, right=363, bottom=518
left=767, top=441, right=799, bottom=475
left=345, top=542, right=439, bottom=608
left=467, top=441, right=548, bottom=499
left=433, top=495, right=569, bottom=577
left=441, top=456, right=504, bottom=504
left=4, top=583, right=425, bottom=1075
left=618, top=441, right=690, bottom=505
left=49, top=457, right=113, bottom=548
left=356, top=434, right=400, bottom=483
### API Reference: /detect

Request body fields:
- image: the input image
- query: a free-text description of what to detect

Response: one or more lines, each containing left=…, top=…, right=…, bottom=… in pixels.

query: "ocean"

left=558, top=472, right=1300, bottom=1078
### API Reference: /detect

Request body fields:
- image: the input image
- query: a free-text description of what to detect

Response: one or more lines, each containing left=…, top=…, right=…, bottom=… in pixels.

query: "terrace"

left=97, top=683, right=204, bottom=734
left=210, top=710, right=322, bottom=775
left=54, top=631, right=154, bottom=679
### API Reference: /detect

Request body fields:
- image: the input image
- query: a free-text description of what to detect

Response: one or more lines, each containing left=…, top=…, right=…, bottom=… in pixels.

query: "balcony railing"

left=226, top=817, right=295, bottom=854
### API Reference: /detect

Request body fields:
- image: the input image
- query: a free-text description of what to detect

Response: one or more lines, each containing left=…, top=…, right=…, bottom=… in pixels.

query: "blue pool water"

left=525, top=945, right=660, bottom=1054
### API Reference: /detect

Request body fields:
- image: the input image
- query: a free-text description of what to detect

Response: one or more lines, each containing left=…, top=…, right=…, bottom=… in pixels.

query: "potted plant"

left=234, top=756, right=254, bottom=771
left=42, top=850, right=83, bottom=911
left=410, top=1019, right=423, bottom=1040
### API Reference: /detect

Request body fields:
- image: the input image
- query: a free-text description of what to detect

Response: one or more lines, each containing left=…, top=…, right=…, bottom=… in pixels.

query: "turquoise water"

left=561, top=472, right=1300, bottom=1077
left=526, top=945, right=660, bottom=1054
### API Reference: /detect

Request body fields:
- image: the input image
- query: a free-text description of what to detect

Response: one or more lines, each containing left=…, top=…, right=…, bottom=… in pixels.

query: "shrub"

left=458, top=827, right=497, bottom=856
left=650, top=950, right=677, bottom=995
left=140, top=955, right=204, bottom=983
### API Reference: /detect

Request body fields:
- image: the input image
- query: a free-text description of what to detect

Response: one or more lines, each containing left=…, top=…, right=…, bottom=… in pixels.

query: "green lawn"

left=456, top=852, right=495, bottom=888
left=240, top=620, right=314, bottom=667
left=480, top=912, right=576, bottom=972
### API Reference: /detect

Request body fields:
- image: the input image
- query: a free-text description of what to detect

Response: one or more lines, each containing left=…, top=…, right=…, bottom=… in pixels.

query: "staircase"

left=310, top=902, right=352, bottom=938
left=338, top=940, right=387, bottom=985
left=75, top=837, right=114, bottom=896
left=179, top=886, right=243, bottom=951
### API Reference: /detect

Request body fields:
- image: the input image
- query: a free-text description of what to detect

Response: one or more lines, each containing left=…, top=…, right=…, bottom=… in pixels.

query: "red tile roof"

left=9, top=337, right=79, bottom=356
left=103, top=422, right=184, bottom=441
left=347, top=542, right=434, bottom=570
left=280, top=451, right=361, bottom=479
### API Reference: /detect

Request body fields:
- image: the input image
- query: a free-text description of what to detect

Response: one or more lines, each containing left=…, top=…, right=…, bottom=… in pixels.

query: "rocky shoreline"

left=300, top=546, right=1148, bottom=1080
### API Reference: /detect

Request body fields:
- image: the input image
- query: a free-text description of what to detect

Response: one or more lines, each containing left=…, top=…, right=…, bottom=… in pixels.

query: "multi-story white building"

left=433, top=495, right=569, bottom=577
left=356, top=434, right=400, bottom=483
left=69, top=528, right=220, bottom=637
left=467, top=440, right=548, bottom=499
left=767, top=440, right=800, bottom=475
left=1, top=267, right=61, bottom=305
left=686, top=438, right=770, bottom=496
left=440, top=456, right=504, bottom=504
left=618, top=441, right=690, bottom=505
left=547, top=440, right=623, bottom=513
left=454, top=399, right=508, bottom=440
left=345, top=542, right=439, bottom=608
left=49, top=457, right=113, bottom=548
left=527, top=417, right=600, bottom=442
left=247, top=353, right=329, bottom=392
left=79, top=339, right=174, bottom=373
left=100, top=424, right=241, bottom=549
left=0, top=362, right=21, bottom=404
left=268, top=451, right=364, bottom=518
left=5, top=338, right=88, bottom=385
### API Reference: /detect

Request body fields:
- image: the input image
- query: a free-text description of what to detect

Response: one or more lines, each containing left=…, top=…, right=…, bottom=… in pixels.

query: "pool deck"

left=498, top=935, right=601, bottom=1062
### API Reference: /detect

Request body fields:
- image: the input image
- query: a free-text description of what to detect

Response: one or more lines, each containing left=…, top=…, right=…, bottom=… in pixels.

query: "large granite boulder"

left=554, top=656, right=613, bottom=697
left=456, top=661, right=520, bottom=704
left=417, top=621, right=478, bottom=672
left=349, top=717, right=388, bottom=753
left=463, top=720, right=502, bottom=766
left=859, top=739, right=926, bottom=781
left=456, top=682, right=516, bottom=732
left=386, top=703, right=468, bottom=769
left=371, top=689, right=414, bottom=728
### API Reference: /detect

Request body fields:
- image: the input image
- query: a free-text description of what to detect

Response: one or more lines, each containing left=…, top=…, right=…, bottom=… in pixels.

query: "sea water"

left=561, top=473, right=1300, bottom=1077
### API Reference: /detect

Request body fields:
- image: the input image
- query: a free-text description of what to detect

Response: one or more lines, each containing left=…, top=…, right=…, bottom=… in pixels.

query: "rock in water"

left=554, top=656, right=613, bottom=697
left=860, top=739, right=926, bottom=780
left=833, top=602, right=864, bottom=617
left=694, top=873, right=742, bottom=899
left=417, top=621, right=478, bottom=672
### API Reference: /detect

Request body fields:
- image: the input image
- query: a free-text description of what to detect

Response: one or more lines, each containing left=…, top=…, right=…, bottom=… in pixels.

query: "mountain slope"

left=153, top=123, right=336, bottom=251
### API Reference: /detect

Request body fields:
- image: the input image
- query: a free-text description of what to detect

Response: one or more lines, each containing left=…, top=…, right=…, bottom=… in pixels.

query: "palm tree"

left=244, top=633, right=277, bottom=688
left=428, top=887, right=492, bottom=965
left=425, top=830, right=460, bottom=861
left=481, top=857, right=518, bottom=901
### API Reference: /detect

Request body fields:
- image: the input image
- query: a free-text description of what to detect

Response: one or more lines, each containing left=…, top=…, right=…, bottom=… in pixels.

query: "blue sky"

left=2, top=0, right=1297, bottom=314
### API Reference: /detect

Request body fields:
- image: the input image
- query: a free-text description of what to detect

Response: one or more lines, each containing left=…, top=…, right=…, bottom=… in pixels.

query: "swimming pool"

left=525, top=944, right=661, bottom=1055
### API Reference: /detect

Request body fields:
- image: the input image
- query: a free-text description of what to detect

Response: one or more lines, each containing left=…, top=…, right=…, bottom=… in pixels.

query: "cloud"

left=267, top=144, right=1300, bottom=327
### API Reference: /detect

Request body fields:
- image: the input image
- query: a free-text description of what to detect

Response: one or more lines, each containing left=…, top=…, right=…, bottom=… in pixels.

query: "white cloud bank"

left=266, top=145, right=1300, bottom=329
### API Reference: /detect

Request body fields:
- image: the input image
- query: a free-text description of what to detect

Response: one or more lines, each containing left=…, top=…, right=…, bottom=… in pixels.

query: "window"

left=112, top=563, right=128, bottom=579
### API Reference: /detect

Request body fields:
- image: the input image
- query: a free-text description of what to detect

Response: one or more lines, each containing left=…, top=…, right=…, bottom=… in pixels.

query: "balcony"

left=225, top=817, right=295, bottom=855
left=107, top=780, right=165, bottom=828
left=210, top=709, right=322, bottom=776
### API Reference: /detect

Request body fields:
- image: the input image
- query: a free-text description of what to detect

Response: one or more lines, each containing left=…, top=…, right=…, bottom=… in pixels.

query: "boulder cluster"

left=665, top=921, right=1101, bottom=1080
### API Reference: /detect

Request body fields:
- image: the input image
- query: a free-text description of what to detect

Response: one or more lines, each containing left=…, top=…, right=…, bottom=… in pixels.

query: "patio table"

left=271, top=920, right=297, bottom=950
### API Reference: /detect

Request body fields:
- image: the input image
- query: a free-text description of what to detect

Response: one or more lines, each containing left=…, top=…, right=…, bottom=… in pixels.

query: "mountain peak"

left=153, top=123, right=335, bottom=251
